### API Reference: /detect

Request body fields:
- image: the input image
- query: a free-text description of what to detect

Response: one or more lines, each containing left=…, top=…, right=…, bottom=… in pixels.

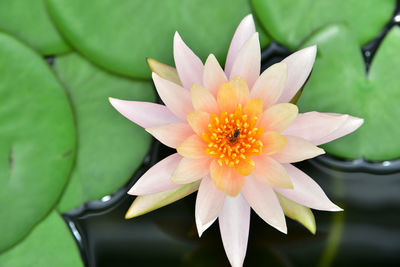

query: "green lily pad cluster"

left=0, top=0, right=269, bottom=265
left=251, top=0, right=399, bottom=160
left=0, top=0, right=398, bottom=265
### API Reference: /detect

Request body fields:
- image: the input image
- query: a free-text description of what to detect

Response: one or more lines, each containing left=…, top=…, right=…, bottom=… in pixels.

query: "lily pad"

left=251, top=0, right=395, bottom=49
left=0, top=211, right=83, bottom=267
left=0, top=0, right=70, bottom=55
left=0, top=33, right=75, bottom=252
left=53, top=53, right=155, bottom=213
left=46, top=0, right=269, bottom=79
left=298, top=24, right=400, bottom=160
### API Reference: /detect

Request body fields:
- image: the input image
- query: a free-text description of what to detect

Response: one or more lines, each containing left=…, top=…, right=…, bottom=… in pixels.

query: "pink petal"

left=186, top=110, right=210, bottom=136
left=173, top=32, right=204, bottom=89
left=191, top=83, right=219, bottom=114
left=109, top=98, right=179, bottom=128
left=272, top=136, right=325, bottom=163
left=250, top=62, right=287, bottom=108
left=283, top=112, right=364, bottom=145
left=282, top=112, right=347, bottom=142
left=275, top=164, right=342, bottom=211
left=229, top=33, right=261, bottom=89
left=277, top=45, right=317, bottom=103
left=218, top=194, right=250, bottom=267
left=152, top=73, right=193, bottom=121
left=313, top=113, right=364, bottom=145
left=259, top=103, right=298, bottom=132
left=128, top=153, right=182, bottom=195
left=177, top=135, right=208, bottom=158
left=252, top=155, right=293, bottom=189
left=195, top=176, right=226, bottom=236
left=146, top=123, right=194, bottom=148
left=172, top=157, right=212, bottom=184
left=203, top=54, right=228, bottom=97
left=225, top=14, right=256, bottom=77
left=242, top=176, right=287, bottom=233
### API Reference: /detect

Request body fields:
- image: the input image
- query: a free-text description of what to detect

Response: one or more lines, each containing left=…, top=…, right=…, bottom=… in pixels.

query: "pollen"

left=202, top=104, right=264, bottom=168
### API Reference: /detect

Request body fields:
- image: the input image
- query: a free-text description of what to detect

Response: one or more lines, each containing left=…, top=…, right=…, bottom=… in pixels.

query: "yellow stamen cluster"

left=202, top=104, right=264, bottom=167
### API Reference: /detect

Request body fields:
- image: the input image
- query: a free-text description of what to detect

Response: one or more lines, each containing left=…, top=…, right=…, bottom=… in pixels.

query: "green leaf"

left=46, top=0, right=269, bottom=79
left=53, top=53, right=156, bottom=213
left=0, top=0, right=70, bottom=55
left=251, top=0, right=395, bottom=49
left=298, top=24, right=400, bottom=160
left=126, top=181, right=201, bottom=219
left=0, top=211, right=83, bottom=267
left=0, top=33, right=75, bottom=252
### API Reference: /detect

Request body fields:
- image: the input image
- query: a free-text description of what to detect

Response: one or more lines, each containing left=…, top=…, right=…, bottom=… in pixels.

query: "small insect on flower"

left=228, top=129, right=240, bottom=144
left=109, top=14, right=363, bottom=267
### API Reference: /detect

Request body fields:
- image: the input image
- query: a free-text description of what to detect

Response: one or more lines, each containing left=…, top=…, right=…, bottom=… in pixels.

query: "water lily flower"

left=109, top=14, right=363, bottom=267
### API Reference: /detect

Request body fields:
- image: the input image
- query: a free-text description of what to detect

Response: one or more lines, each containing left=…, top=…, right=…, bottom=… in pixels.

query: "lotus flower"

left=109, top=15, right=363, bottom=267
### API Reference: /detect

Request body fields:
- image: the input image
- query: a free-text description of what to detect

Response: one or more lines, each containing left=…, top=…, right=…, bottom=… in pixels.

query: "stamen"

left=203, top=103, right=264, bottom=168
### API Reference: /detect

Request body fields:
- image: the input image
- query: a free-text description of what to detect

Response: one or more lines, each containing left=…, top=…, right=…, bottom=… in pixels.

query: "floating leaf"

left=53, top=53, right=156, bottom=212
left=298, top=25, right=400, bottom=160
left=0, top=33, right=75, bottom=252
left=0, top=211, right=83, bottom=267
left=46, top=0, right=269, bottom=79
left=251, top=0, right=395, bottom=49
left=0, top=0, right=70, bottom=55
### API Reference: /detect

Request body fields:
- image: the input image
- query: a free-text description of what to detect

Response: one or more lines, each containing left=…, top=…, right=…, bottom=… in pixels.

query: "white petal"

left=203, top=54, right=228, bottom=97
left=282, top=112, right=348, bottom=143
left=313, top=113, right=364, bottom=145
left=173, top=32, right=204, bottom=89
left=250, top=62, right=287, bottom=108
left=219, top=194, right=250, bottom=267
left=152, top=73, right=193, bottom=121
left=195, top=176, right=225, bottom=236
left=172, top=157, right=212, bottom=184
left=271, top=135, right=325, bottom=163
left=225, top=14, right=256, bottom=77
left=146, top=123, right=193, bottom=148
left=128, top=153, right=182, bottom=195
left=278, top=45, right=317, bottom=103
left=229, top=33, right=261, bottom=89
left=275, top=164, right=342, bottom=211
left=109, top=98, right=179, bottom=128
left=242, top=176, right=287, bottom=233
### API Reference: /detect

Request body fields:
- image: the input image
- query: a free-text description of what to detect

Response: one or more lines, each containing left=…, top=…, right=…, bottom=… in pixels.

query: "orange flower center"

left=202, top=104, right=264, bottom=168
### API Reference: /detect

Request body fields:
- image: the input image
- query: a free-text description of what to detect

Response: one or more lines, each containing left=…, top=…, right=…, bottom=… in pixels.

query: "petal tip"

left=108, top=97, right=120, bottom=106
left=318, top=147, right=326, bottom=155
left=330, top=205, right=344, bottom=212
left=127, top=188, right=137, bottom=196
left=125, top=210, right=135, bottom=219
